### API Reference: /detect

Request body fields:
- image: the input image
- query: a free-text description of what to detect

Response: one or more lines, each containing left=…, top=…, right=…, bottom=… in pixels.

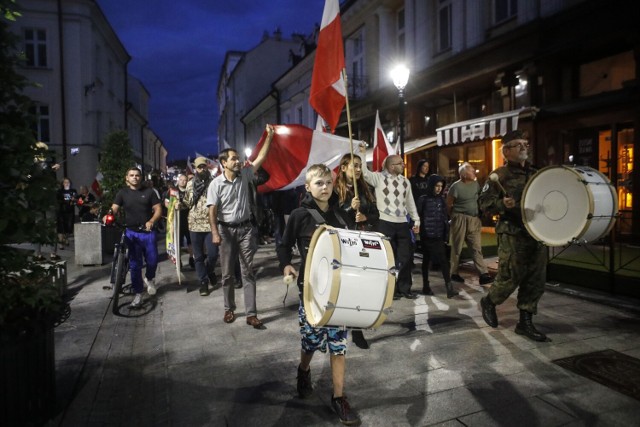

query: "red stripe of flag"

left=309, top=0, right=346, bottom=133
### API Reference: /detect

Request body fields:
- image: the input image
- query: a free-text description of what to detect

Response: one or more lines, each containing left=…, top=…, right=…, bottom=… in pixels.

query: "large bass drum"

left=303, top=225, right=395, bottom=329
left=521, top=165, right=618, bottom=246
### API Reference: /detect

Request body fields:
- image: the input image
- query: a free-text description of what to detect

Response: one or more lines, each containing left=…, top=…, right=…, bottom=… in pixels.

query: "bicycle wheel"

left=112, top=248, right=126, bottom=314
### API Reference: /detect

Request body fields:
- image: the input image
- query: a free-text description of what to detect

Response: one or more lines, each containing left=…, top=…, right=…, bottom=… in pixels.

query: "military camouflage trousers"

left=488, top=232, right=547, bottom=314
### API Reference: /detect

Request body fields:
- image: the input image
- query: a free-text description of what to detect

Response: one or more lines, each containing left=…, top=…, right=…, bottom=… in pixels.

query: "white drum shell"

left=522, top=165, right=617, bottom=246
left=304, top=225, right=395, bottom=329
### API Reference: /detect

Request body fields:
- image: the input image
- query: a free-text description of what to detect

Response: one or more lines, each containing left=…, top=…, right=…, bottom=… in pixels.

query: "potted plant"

left=0, top=3, right=64, bottom=424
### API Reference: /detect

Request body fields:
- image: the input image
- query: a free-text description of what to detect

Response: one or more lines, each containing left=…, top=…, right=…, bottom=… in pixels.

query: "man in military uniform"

left=477, top=130, right=549, bottom=342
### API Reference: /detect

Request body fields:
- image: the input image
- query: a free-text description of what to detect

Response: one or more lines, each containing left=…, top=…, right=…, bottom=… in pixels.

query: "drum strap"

left=306, top=208, right=349, bottom=229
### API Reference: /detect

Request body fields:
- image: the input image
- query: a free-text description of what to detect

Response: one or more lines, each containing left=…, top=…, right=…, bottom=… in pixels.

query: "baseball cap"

left=194, top=157, right=208, bottom=168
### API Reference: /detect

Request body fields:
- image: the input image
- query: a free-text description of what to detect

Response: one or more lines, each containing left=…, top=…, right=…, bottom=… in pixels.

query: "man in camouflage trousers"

left=477, top=130, right=549, bottom=342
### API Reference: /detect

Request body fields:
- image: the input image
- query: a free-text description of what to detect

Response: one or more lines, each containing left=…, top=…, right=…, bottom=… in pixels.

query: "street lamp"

left=390, top=64, right=410, bottom=158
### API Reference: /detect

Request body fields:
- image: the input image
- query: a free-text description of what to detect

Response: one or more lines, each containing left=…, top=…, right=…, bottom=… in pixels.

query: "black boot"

left=422, top=280, right=434, bottom=296
left=445, top=282, right=459, bottom=299
left=480, top=296, right=498, bottom=327
left=351, top=330, right=369, bottom=349
left=515, top=310, right=548, bottom=342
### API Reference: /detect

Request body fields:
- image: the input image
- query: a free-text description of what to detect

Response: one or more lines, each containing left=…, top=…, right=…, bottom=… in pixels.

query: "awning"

left=365, top=136, right=437, bottom=162
left=436, top=108, right=536, bottom=146
left=405, top=136, right=437, bottom=155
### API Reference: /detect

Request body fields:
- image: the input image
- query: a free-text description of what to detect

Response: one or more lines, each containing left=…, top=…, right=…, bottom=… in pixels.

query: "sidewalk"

left=44, top=241, right=640, bottom=426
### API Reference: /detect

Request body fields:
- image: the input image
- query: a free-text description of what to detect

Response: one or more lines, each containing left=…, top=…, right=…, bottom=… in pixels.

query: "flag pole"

left=341, top=68, right=359, bottom=202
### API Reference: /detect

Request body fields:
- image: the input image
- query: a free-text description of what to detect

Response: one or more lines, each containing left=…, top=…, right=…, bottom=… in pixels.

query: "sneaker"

left=50, top=253, right=61, bottom=261
left=199, top=280, right=209, bottom=296
left=144, top=277, right=157, bottom=295
left=130, top=293, right=143, bottom=308
left=296, top=365, right=313, bottom=399
left=331, top=395, right=360, bottom=426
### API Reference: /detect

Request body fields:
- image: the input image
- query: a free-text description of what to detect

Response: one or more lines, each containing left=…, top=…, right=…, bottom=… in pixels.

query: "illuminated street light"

left=390, top=64, right=410, bottom=158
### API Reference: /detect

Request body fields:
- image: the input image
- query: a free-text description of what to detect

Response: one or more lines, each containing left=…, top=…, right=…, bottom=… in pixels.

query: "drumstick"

left=489, top=173, right=507, bottom=196
left=283, top=274, right=294, bottom=285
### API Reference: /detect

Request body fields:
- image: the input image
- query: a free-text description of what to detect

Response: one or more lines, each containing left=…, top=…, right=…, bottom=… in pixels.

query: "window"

left=349, top=29, right=366, bottom=99
left=29, top=105, right=50, bottom=142
left=579, top=51, right=635, bottom=97
left=494, top=0, right=518, bottom=24
left=438, top=0, right=452, bottom=52
left=24, top=28, right=47, bottom=67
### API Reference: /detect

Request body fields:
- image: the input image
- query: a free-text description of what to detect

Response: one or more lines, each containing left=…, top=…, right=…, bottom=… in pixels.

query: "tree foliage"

left=0, top=0, right=62, bottom=330
left=97, top=130, right=135, bottom=209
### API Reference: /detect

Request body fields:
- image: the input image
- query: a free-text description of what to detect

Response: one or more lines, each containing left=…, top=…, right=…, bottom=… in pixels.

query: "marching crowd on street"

left=47, top=127, right=549, bottom=425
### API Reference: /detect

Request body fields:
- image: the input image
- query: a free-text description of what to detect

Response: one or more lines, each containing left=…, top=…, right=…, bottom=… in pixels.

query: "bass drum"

left=303, top=225, right=395, bottom=329
left=521, top=165, right=618, bottom=246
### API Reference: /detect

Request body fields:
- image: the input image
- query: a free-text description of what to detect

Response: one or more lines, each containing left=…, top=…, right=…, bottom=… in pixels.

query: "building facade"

left=226, top=0, right=640, bottom=295
left=9, top=0, right=166, bottom=192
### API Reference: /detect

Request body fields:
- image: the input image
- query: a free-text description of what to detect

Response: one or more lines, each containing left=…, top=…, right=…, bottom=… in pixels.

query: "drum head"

left=303, top=225, right=340, bottom=326
left=522, top=166, right=592, bottom=246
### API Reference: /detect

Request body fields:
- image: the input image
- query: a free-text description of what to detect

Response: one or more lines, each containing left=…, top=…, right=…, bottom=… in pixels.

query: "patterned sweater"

left=362, top=162, right=420, bottom=226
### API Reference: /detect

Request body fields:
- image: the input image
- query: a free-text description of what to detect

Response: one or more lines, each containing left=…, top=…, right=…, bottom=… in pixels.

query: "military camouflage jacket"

left=478, top=160, right=537, bottom=235
left=182, top=179, right=211, bottom=232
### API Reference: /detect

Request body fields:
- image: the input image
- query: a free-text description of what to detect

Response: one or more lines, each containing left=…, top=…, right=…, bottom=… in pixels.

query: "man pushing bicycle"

left=106, top=167, right=162, bottom=308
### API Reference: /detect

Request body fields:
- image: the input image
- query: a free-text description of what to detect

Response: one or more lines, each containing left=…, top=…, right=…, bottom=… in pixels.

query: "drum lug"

left=382, top=307, right=393, bottom=315
left=331, top=259, right=342, bottom=269
left=389, top=267, right=399, bottom=277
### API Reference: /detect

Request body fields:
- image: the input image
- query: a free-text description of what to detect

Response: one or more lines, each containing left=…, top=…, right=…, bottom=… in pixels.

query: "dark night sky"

left=97, top=0, right=325, bottom=161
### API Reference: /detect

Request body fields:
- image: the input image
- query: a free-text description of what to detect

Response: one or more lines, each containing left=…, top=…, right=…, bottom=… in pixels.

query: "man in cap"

left=478, top=130, right=549, bottom=342
left=183, top=157, right=218, bottom=295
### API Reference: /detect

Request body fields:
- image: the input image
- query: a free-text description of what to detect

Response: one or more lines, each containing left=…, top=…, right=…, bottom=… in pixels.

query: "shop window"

left=617, top=129, right=634, bottom=211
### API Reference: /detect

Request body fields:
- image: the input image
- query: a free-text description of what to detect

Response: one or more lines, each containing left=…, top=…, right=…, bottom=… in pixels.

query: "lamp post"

left=391, top=64, right=410, bottom=158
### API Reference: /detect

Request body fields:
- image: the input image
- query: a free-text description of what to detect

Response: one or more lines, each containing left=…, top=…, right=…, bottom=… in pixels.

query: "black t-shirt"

left=58, top=188, right=78, bottom=214
left=114, top=187, right=160, bottom=228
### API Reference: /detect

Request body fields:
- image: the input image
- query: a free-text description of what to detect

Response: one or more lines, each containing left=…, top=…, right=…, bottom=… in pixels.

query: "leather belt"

left=218, top=219, right=251, bottom=228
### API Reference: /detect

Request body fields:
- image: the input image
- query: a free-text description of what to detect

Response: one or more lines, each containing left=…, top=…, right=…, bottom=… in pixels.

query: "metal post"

left=398, top=88, right=405, bottom=158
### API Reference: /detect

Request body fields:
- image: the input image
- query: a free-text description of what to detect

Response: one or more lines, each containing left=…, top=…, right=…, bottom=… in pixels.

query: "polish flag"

left=91, top=172, right=103, bottom=197
left=309, top=0, right=346, bottom=133
left=372, top=110, right=394, bottom=171
left=249, top=124, right=356, bottom=193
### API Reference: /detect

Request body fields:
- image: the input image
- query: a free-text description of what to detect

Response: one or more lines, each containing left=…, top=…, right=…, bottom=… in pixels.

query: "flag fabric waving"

left=249, top=124, right=356, bottom=193
left=372, top=110, right=395, bottom=171
left=91, top=172, right=103, bottom=197
left=309, top=0, right=346, bottom=133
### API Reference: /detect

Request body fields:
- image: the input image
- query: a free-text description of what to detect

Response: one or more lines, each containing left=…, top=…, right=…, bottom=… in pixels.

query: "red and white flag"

left=91, top=172, right=103, bottom=197
left=372, top=110, right=394, bottom=171
left=309, top=0, right=346, bottom=133
left=249, top=124, right=356, bottom=193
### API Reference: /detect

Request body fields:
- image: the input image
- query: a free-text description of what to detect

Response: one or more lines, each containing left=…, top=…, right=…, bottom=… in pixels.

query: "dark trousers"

left=420, top=237, right=451, bottom=286
left=376, top=220, right=414, bottom=294
left=190, top=231, right=218, bottom=284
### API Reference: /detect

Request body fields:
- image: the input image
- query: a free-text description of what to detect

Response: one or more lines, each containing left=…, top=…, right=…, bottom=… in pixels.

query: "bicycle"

left=108, top=224, right=131, bottom=314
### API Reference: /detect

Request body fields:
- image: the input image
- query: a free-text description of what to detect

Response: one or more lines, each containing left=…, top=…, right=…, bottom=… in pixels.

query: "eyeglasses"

left=196, top=164, right=208, bottom=169
left=504, top=141, right=529, bottom=149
